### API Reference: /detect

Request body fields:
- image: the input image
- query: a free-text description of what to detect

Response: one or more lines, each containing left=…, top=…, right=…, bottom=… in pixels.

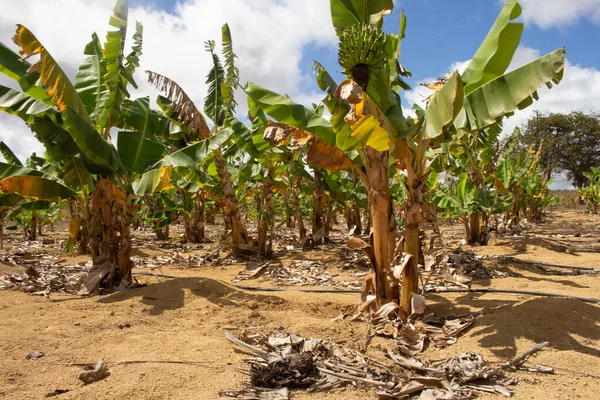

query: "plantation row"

left=1, top=0, right=596, bottom=315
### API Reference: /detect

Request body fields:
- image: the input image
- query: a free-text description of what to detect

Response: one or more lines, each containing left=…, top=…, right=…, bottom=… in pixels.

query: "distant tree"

left=517, top=111, right=600, bottom=187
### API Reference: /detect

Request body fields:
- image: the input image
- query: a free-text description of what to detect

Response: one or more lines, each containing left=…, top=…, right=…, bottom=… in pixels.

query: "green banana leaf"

left=118, top=97, right=167, bottom=173
left=98, top=0, right=134, bottom=128
left=463, top=48, right=565, bottom=130
left=125, top=21, right=143, bottom=79
left=30, top=118, right=79, bottom=161
left=462, top=0, right=523, bottom=94
left=74, top=32, right=108, bottom=126
left=424, top=71, right=464, bottom=139
left=204, top=44, right=225, bottom=125
left=0, top=141, right=23, bottom=166
left=313, top=61, right=357, bottom=151
left=0, top=42, right=48, bottom=100
left=118, top=131, right=166, bottom=173
left=245, top=83, right=337, bottom=146
left=19, top=200, right=52, bottom=211
left=0, top=193, right=23, bottom=207
left=59, top=156, right=93, bottom=192
left=152, top=128, right=233, bottom=169
left=221, top=23, right=239, bottom=112
left=62, top=107, right=123, bottom=172
left=330, top=0, right=394, bottom=32
left=0, top=84, right=55, bottom=122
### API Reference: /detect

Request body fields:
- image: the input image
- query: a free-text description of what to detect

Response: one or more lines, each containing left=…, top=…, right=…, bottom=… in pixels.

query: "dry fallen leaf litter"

left=222, top=329, right=553, bottom=399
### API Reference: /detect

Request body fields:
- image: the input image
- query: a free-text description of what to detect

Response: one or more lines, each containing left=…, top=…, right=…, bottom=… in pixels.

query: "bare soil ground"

left=1, top=210, right=599, bottom=399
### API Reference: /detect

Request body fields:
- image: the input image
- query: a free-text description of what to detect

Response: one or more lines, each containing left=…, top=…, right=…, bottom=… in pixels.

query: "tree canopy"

left=517, top=111, right=600, bottom=187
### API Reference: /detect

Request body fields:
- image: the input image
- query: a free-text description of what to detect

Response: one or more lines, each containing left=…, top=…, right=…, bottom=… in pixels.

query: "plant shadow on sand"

left=96, top=277, right=287, bottom=316
left=471, top=259, right=593, bottom=289
left=426, top=293, right=600, bottom=359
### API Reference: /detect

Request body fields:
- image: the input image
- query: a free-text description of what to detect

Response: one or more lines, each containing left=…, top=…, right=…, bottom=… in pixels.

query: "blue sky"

left=0, top=0, right=599, bottom=188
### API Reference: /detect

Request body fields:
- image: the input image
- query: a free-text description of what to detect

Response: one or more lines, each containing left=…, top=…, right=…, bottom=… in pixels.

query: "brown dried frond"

left=146, top=70, right=211, bottom=139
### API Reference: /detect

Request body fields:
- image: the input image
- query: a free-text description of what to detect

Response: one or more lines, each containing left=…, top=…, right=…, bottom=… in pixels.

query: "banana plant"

left=494, top=140, right=544, bottom=224
left=0, top=144, right=74, bottom=247
left=578, top=167, right=600, bottom=214
left=0, top=0, right=173, bottom=293
left=246, top=0, right=564, bottom=316
left=142, top=24, right=254, bottom=249
left=521, top=165, right=557, bottom=221
left=434, top=173, right=508, bottom=243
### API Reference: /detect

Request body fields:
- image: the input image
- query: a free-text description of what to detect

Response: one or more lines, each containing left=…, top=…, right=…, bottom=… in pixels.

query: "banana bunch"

left=338, top=23, right=387, bottom=76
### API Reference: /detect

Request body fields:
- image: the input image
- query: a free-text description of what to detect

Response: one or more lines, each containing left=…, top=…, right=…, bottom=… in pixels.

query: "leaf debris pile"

left=222, top=329, right=552, bottom=399
left=232, top=259, right=363, bottom=289
left=424, top=249, right=511, bottom=291
left=0, top=252, right=86, bottom=295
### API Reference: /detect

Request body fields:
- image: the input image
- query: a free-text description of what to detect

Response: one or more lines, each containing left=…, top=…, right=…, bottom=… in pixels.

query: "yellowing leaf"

left=132, top=166, right=174, bottom=195
left=307, top=137, right=354, bottom=172
left=0, top=175, right=74, bottom=200
left=13, top=25, right=91, bottom=121
left=349, top=114, right=389, bottom=151
left=337, top=80, right=390, bottom=151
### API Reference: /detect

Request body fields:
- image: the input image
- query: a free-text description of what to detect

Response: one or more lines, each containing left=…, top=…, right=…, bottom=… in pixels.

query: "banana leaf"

left=19, top=200, right=52, bottom=211
left=59, top=156, right=93, bottom=192
left=0, top=42, right=48, bottom=100
left=0, top=175, right=74, bottom=200
left=74, top=33, right=108, bottom=126
left=98, top=0, right=134, bottom=128
left=330, top=0, right=394, bottom=32
left=463, top=48, right=565, bottom=130
left=0, top=84, right=55, bottom=122
left=62, top=107, right=123, bottom=172
left=424, top=71, right=464, bottom=139
left=152, top=128, right=233, bottom=169
left=0, top=193, right=23, bottom=207
left=0, top=141, right=23, bottom=166
left=245, top=82, right=337, bottom=146
left=13, top=25, right=91, bottom=121
left=462, top=0, right=523, bottom=94
left=118, top=97, right=167, bottom=173
left=132, top=166, right=173, bottom=195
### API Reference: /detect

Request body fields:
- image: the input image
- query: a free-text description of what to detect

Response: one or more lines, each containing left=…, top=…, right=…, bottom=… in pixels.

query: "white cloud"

left=517, top=0, right=600, bottom=28
left=0, top=0, right=337, bottom=162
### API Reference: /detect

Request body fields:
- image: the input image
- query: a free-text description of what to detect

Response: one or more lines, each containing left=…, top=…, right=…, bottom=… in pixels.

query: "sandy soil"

left=0, top=210, right=599, bottom=399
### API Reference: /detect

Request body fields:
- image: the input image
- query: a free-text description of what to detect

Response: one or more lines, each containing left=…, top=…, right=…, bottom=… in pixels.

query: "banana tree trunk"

left=346, top=206, right=354, bottom=231
left=214, top=149, right=250, bottom=247
left=402, top=161, right=425, bottom=316
left=81, top=178, right=133, bottom=294
left=312, top=167, right=324, bottom=242
left=68, top=198, right=91, bottom=255
left=364, top=209, right=372, bottom=235
left=366, top=148, right=397, bottom=307
left=403, top=201, right=420, bottom=315
left=154, top=226, right=169, bottom=240
left=325, top=201, right=334, bottom=237
left=27, top=211, right=38, bottom=241
left=354, top=206, right=362, bottom=235
left=257, top=170, right=274, bottom=257
left=206, top=207, right=215, bottom=224
left=0, top=210, right=4, bottom=250
left=182, top=191, right=206, bottom=243
left=284, top=191, right=294, bottom=228
left=294, top=189, right=306, bottom=240
left=468, top=213, right=481, bottom=244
